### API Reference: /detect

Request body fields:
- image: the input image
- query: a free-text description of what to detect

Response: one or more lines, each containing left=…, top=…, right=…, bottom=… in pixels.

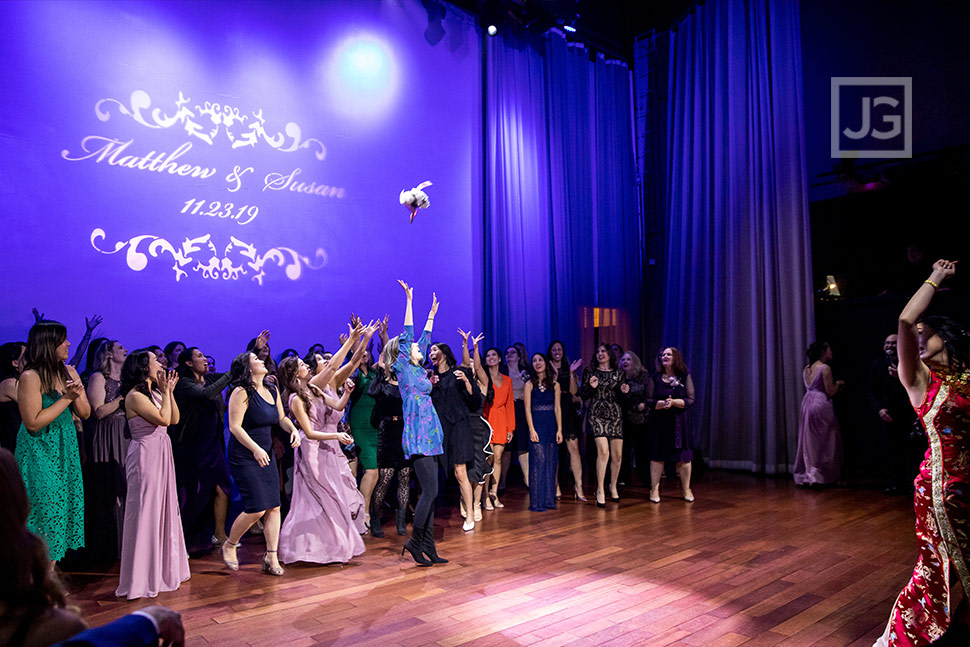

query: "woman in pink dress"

left=793, top=341, right=844, bottom=486
left=278, top=356, right=366, bottom=564
left=874, top=259, right=970, bottom=647
left=116, top=349, right=189, bottom=600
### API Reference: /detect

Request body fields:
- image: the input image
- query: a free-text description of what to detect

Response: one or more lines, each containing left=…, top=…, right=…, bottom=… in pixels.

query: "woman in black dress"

left=580, top=343, right=624, bottom=507
left=367, top=345, right=413, bottom=538
left=221, top=348, right=301, bottom=576
left=645, top=347, right=696, bottom=503
left=547, top=340, right=584, bottom=500
left=429, top=342, right=484, bottom=532
left=618, top=351, right=651, bottom=488
left=0, top=342, right=26, bottom=452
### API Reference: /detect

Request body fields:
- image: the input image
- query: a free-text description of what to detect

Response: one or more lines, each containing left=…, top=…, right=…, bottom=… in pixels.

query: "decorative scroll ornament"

left=90, top=228, right=327, bottom=285
left=95, top=90, right=327, bottom=161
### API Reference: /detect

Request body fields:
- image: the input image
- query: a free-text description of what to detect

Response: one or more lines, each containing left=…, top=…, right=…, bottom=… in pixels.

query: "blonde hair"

left=96, top=340, right=118, bottom=378
left=381, top=336, right=401, bottom=374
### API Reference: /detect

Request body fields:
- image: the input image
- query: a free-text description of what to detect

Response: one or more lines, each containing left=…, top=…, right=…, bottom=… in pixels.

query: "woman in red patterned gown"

left=874, top=259, right=970, bottom=647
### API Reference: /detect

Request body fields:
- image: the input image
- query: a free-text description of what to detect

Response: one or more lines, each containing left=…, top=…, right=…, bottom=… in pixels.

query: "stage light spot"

left=327, top=34, right=400, bottom=121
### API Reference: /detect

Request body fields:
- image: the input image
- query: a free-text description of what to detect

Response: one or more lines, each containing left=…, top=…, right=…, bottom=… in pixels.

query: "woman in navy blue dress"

left=221, top=349, right=302, bottom=576
left=524, top=353, right=562, bottom=511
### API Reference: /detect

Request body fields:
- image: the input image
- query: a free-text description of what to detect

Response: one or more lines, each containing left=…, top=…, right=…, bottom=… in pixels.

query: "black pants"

left=412, top=455, right=439, bottom=533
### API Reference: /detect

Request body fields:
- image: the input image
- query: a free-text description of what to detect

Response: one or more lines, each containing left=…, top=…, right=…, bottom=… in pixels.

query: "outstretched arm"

left=898, top=259, right=956, bottom=403
left=424, top=292, right=438, bottom=335
left=68, top=314, right=102, bottom=367
left=309, top=324, right=362, bottom=390
left=470, top=333, right=487, bottom=386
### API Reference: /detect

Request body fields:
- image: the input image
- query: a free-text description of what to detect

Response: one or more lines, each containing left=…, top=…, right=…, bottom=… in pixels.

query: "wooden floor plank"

left=62, top=472, right=916, bottom=646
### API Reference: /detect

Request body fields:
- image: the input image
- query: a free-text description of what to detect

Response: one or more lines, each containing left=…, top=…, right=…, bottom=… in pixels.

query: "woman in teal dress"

left=15, top=321, right=91, bottom=562
left=349, top=350, right=380, bottom=531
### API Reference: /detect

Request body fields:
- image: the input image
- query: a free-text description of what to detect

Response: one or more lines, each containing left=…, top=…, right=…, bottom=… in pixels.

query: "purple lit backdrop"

left=0, top=0, right=482, bottom=363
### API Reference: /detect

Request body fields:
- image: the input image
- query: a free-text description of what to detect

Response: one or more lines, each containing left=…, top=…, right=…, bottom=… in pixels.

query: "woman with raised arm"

left=467, top=334, right=512, bottom=514
left=220, top=345, right=303, bottom=577
left=394, top=281, right=446, bottom=565
left=171, top=332, right=268, bottom=553
left=873, top=259, right=969, bottom=647
left=457, top=332, right=494, bottom=524
left=16, top=320, right=91, bottom=563
left=524, top=353, right=562, bottom=511
left=278, top=347, right=369, bottom=565
left=580, top=344, right=624, bottom=507
left=115, top=351, right=189, bottom=600
left=348, top=338, right=381, bottom=533
left=429, top=335, right=485, bottom=533
left=84, top=339, right=129, bottom=561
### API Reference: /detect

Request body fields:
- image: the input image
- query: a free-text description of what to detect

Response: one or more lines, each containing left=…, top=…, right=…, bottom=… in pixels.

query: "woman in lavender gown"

left=793, top=341, right=844, bottom=486
left=278, top=350, right=369, bottom=565
left=115, top=350, right=189, bottom=600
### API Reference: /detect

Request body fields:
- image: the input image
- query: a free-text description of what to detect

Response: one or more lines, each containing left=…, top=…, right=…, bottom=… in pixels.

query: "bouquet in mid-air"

left=400, top=181, right=432, bottom=223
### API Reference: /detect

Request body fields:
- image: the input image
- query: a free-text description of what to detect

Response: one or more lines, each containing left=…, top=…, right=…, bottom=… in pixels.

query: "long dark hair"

left=505, top=345, right=528, bottom=373
left=590, top=343, right=617, bottom=370
left=483, top=346, right=508, bottom=404
left=82, top=336, right=108, bottom=380
left=230, top=351, right=274, bottom=400
left=431, top=342, right=456, bottom=371
left=24, top=321, right=69, bottom=395
left=655, top=347, right=690, bottom=376
left=0, top=449, right=69, bottom=627
left=806, top=340, right=830, bottom=364
left=529, top=352, right=555, bottom=391
left=278, top=356, right=312, bottom=418
left=0, top=342, right=26, bottom=382
left=920, top=315, right=970, bottom=373
left=247, top=338, right=277, bottom=374
left=119, top=349, right=157, bottom=401
left=175, top=346, right=201, bottom=381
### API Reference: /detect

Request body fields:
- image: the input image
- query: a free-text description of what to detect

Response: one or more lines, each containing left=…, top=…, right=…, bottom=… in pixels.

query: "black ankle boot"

left=422, top=527, right=448, bottom=564
left=370, top=514, right=384, bottom=538
left=396, top=509, right=407, bottom=536
left=401, top=528, right=432, bottom=566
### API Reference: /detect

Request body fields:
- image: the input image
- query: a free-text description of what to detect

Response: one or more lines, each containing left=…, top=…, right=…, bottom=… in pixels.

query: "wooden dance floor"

left=67, top=472, right=917, bottom=646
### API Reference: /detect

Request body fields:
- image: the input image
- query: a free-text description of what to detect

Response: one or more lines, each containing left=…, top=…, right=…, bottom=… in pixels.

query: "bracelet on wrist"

left=924, top=279, right=939, bottom=290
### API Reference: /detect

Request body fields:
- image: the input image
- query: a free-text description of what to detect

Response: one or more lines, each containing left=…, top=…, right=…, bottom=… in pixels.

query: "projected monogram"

left=95, top=90, right=327, bottom=160
left=90, top=228, right=327, bottom=285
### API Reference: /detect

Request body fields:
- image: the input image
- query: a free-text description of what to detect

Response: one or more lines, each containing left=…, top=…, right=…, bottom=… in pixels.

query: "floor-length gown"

left=15, top=393, right=84, bottom=562
left=874, top=368, right=970, bottom=647
left=793, top=368, right=842, bottom=485
left=116, top=394, right=190, bottom=600
left=528, top=386, right=558, bottom=512
left=84, top=377, right=129, bottom=560
left=279, top=390, right=365, bottom=564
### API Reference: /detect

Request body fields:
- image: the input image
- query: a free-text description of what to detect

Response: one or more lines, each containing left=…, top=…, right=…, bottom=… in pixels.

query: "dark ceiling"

left=444, top=0, right=697, bottom=61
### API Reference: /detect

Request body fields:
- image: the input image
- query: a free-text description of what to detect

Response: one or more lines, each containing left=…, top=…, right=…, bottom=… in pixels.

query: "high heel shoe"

left=610, top=488, right=621, bottom=503
left=462, top=519, right=475, bottom=532
left=682, top=490, right=695, bottom=503
left=262, top=550, right=284, bottom=576
left=402, top=528, right=433, bottom=566
left=222, top=539, right=240, bottom=571
left=422, top=529, right=448, bottom=564
left=573, top=486, right=588, bottom=502
left=473, top=502, right=483, bottom=522
left=459, top=501, right=467, bottom=518
left=483, top=496, right=495, bottom=511
left=595, top=490, right=606, bottom=508
left=489, top=491, right=504, bottom=509
left=649, top=488, right=661, bottom=504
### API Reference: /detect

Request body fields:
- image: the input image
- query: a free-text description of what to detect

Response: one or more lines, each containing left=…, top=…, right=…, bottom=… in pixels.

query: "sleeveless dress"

left=484, top=375, right=515, bottom=445
left=793, top=368, right=842, bottom=485
left=280, top=390, right=365, bottom=564
left=116, top=393, right=190, bottom=599
left=84, top=377, right=129, bottom=560
left=228, top=387, right=281, bottom=513
left=15, top=392, right=84, bottom=561
left=528, top=385, right=559, bottom=512
left=874, top=368, right=970, bottom=646
left=348, top=370, right=379, bottom=470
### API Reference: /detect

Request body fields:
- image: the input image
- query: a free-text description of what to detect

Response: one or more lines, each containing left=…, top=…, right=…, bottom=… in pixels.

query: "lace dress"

left=580, top=368, right=624, bottom=439
left=15, top=392, right=84, bottom=561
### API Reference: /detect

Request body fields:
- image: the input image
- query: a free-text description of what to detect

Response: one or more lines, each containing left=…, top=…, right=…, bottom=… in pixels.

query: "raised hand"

left=398, top=279, right=413, bottom=300
left=166, top=370, right=179, bottom=392
left=430, top=292, right=439, bottom=317
left=32, top=307, right=45, bottom=323
left=931, top=259, right=957, bottom=282
left=350, top=312, right=362, bottom=329
left=458, top=328, right=470, bottom=344
left=255, top=330, right=271, bottom=349
left=85, top=314, right=103, bottom=333
left=380, top=314, right=389, bottom=336
left=339, top=332, right=349, bottom=346
left=570, top=358, right=583, bottom=373
left=471, top=332, right=485, bottom=347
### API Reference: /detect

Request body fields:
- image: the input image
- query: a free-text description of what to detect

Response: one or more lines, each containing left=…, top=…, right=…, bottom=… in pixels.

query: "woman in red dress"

left=874, top=259, right=970, bottom=646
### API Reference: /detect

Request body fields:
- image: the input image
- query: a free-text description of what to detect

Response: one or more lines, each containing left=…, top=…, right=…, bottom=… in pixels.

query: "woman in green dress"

left=15, top=321, right=91, bottom=562
left=349, top=345, right=381, bottom=532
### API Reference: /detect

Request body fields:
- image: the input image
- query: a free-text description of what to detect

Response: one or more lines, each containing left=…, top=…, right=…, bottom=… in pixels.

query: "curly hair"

left=94, top=339, right=119, bottom=379
left=278, top=356, right=312, bottom=418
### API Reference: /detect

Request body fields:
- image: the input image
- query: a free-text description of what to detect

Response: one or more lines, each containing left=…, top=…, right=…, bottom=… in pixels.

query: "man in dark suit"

left=53, top=606, right=183, bottom=647
left=868, top=334, right=919, bottom=494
